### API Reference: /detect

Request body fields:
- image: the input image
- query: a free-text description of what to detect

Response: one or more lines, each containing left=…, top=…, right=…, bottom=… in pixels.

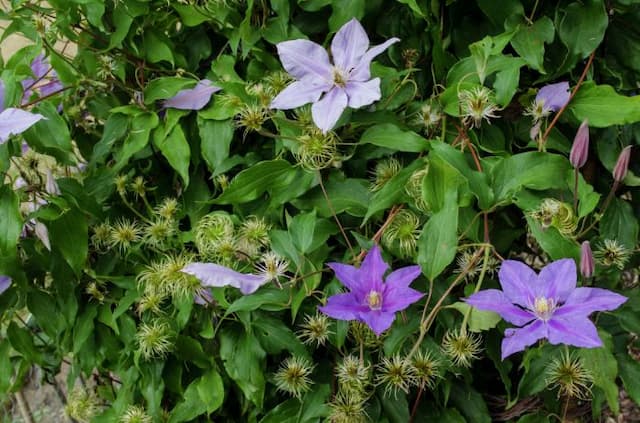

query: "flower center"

left=366, top=290, right=383, bottom=311
left=332, top=67, right=347, bottom=87
left=533, top=297, right=556, bottom=321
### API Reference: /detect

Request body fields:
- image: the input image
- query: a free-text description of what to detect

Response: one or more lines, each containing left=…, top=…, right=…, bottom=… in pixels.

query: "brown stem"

left=540, top=50, right=596, bottom=148
left=355, top=205, right=404, bottom=262
left=318, top=172, right=356, bottom=260
left=409, top=384, right=424, bottom=423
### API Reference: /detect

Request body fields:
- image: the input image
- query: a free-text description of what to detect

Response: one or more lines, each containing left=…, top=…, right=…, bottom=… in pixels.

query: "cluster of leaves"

left=0, top=0, right=639, bottom=422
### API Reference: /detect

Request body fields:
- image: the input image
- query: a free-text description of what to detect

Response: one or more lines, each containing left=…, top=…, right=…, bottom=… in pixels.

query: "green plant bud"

left=120, top=405, right=153, bottom=423
left=336, top=355, right=371, bottom=396
left=237, top=216, right=271, bottom=257
left=114, top=174, right=128, bottom=196
left=294, top=129, right=339, bottom=170
left=137, top=252, right=198, bottom=299
left=91, top=221, right=112, bottom=252
left=194, top=212, right=235, bottom=259
left=375, top=355, right=417, bottom=397
left=382, top=209, right=421, bottom=258
left=143, top=218, right=177, bottom=249
left=298, top=313, right=332, bottom=348
left=370, top=158, right=402, bottom=191
left=136, top=320, right=174, bottom=360
left=155, top=197, right=179, bottom=220
left=274, top=356, right=315, bottom=398
left=236, top=104, right=269, bottom=136
left=545, top=350, right=593, bottom=400
left=441, top=329, right=482, bottom=368
left=411, top=350, right=442, bottom=389
left=85, top=281, right=107, bottom=303
left=327, top=391, right=368, bottom=423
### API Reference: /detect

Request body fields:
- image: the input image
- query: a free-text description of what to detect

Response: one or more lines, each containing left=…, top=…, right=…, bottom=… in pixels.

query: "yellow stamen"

left=366, top=290, right=383, bottom=310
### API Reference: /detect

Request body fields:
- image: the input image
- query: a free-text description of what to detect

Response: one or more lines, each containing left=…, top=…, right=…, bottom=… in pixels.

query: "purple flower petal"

left=0, top=80, right=5, bottom=111
left=194, top=288, right=213, bottom=305
left=384, top=265, right=422, bottom=289
left=345, top=78, right=381, bottom=108
left=465, top=289, right=535, bottom=326
left=326, top=262, right=363, bottom=294
left=39, top=80, right=63, bottom=97
left=181, top=262, right=268, bottom=295
left=501, top=320, right=547, bottom=359
left=311, top=87, right=348, bottom=133
left=358, top=310, right=396, bottom=336
left=382, top=286, right=423, bottom=313
left=537, top=258, right=576, bottom=301
left=554, top=287, right=627, bottom=318
left=0, top=276, right=11, bottom=295
left=350, top=37, right=400, bottom=82
left=536, top=81, right=570, bottom=112
left=547, top=316, right=602, bottom=348
left=0, top=108, right=45, bottom=144
left=498, top=260, right=537, bottom=307
left=163, top=80, right=221, bottom=110
left=319, top=292, right=366, bottom=321
left=34, top=221, right=51, bottom=250
left=30, top=54, right=49, bottom=79
left=331, top=18, right=370, bottom=71
left=276, top=39, right=332, bottom=82
left=360, top=244, right=389, bottom=287
left=270, top=79, right=330, bottom=110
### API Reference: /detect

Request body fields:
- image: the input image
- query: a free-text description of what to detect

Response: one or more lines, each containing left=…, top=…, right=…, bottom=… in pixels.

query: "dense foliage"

left=1, top=0, right=640, bottom=421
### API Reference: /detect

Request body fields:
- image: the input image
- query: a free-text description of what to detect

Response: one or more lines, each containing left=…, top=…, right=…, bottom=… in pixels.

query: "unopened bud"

left=569, top=120, right=589, bottom=168
left=580, top=241, right=594, bottom=278
left=613, top=146, right=632, bottom=182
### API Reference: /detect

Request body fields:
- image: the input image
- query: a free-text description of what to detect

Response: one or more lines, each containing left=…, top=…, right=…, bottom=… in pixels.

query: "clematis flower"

left=526, top=81, right=570, bottom=126
left=613, top=145, right=632, bottom=183
left=465, top=259, right=626, bottom=359
left=319, top=244, right=423, bottom=336
left=0, top=276, right=11, bottom=295
left=21, top=54, right=63, bottom=101
left=0, top=81, right=44, bottom=144
left=162, top=79, right=221, bottom=110
left=569, top=120, right=589, bottom=169
left=270, top=18, right=399, bottom=133
left=182, top=262, right=273, bottom=295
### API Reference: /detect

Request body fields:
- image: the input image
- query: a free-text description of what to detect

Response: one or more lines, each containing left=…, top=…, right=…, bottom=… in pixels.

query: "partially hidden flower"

left=22, top=54, right=63, bottom=101
left=162, top=79, right=221, bottom=110
left=535, top=81, right=570, bottom=115
left=465, top=259, right=626, bottom=359
left=319, top=244, right=423, bottom=336
left=0, top=276, right=11, bottom=295
left=613, top=145, right=632, bottom=182
left=569, top=120, right=589, bottom=169
left=181, top=262, right=270, bottom=295
left=270, top=18, right=399, bottom=133
left=0, top=80, right=44, bottom=144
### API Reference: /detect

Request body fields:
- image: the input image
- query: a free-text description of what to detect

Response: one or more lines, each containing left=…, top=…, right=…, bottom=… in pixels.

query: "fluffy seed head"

left=255, top=251, right=289, bottom=283
left=328, top=391, right=368, bottom=423
left=349, top=321, right=384, bottom=348
left=545, top=350, right=593, bottom=400
left=109, top=219, right=142, bottom=253
left=375, top=355, right=417, bottom=397
left=137, top=253, right=198, bottom=299
left=459, top=86, right=499, bottom=128
left=411, top=350, right=442, bottom=389
left=404, top=166, right=430, bottom=212
left=412, top=102, right=442, bottom=133
left=236, top=104, right=268, bottom=136
left=294, top=129, right=339, bottom=170
left=370, top=158, right=402, bottom=191
left=237, top=216, right=271, bottom=257
left=91, top=222, right=112, bottom=252
left=120, top=405, right=153, bottom=423
left=274, top=356, right=315, bottom=398
left=530, top=198, right=577, bottom=235
left=382, top=209, right=421, bottom=258
left=130, top=176, right=147, bottom=198
left=155, top=198, right=179, bottom=220
left=115, top=174, right=128, bottom=196
left=594, top=239, right=630, bottom=269
left=85, top=281, right=106, bottom=303
left=336, top=355, right=371, bottom=396
left=194, top=213, right=235, bottom=259
left=136, top=320, right=174, bottom=360
left=441, top=329, right=482, bottom=368
left=298, top=313, right=332, bottom=347
left=65, top=388, right=101, bottom=422
left=143, top=218, right=176, bottom=249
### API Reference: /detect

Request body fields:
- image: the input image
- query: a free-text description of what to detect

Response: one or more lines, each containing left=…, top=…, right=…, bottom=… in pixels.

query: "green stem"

left=460, top=247, right=491, bottom=330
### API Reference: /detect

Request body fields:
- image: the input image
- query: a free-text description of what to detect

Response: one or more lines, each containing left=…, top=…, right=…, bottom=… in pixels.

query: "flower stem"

left=460, top=246, right=491, bottom=330
left=317, top=171, right=356, bottom=260
left=573, top=168, right=580, bottom=214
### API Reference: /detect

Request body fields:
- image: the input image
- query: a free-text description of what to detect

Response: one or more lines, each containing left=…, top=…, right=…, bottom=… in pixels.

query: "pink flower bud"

left=613, top=146, right=632, bottom=182
left=569, top=120, right=589, bottom=169
left=580, top=241, right=594, bottom=278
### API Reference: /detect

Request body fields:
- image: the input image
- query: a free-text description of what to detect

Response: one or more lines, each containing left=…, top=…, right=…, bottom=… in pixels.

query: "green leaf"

left=360, top=123, right=430, bottom=152
left=523, top=215, right=580, bottom=262
left=329, top=0, right=365, bottom=31
left=153, top=123, right=191, bottom=187
left=198, top=118, right=234, bottom=171
left=289, top=210, right=317, bottom=254
left=557, top=0, right=608, bottom=59
left=579, top=331, right=619, bottom=414
left=219, top=327, right=266, bottom=408
left=293, top=176, right=369, bottom=218
left=253, top=314, right=309, bottom=358
left=23, top=101, right=73, bottom=163
left=418, top=189, right=458, bottom=281
left=225, top=288, right=289, bottom=315
left=0, top=185, right=22, bottom=259
left=114, top=112, right=159, bottom=171
left=7, top=322, right=42, bottom=365
left=143, top=77, right=197, bottom=103
left=449, top=302, right=502, bottom=332
left=47, top=207, right=88, bottom=274
left=491, top=152, right=570, bottom=202
left=511, top=17, right=555, bottom=73
left=27, top=289, right=63, bottom=338
left=517, top=345, right=562, bottom=399
left=567, top=83, right=640, bottom=127
left=143, top=31, right=174, bottom=64
left=617, top=353, right=640, bottom=407
left=601, top=198, right=639, bottom=249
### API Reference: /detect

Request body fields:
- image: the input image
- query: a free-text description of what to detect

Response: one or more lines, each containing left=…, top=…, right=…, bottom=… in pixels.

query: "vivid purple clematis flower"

left=270, top=18, right=400, bottom=133
left=181, top=263, right=269, bottom=295
left=22, top=54, right=63, bottom=101
left=162, top=79, right=221, bottom=110
left=465, top=259, right=627, bottom=360
left=319, top=244, right=423, bottom=336
left=0, top=276, right=11, bottom=295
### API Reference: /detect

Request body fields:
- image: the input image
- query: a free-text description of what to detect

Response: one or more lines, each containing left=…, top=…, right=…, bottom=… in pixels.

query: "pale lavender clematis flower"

left=0, top=108, right=45, bottom=144
left=536, top=82, right=570, bottom=114
left=181, top=262, right=269, bottom=295
left=270, top=18, right=400, bottom=133
left=319, top=244, right=423, bottom=336
left=0, top=276, right=11, bottom=295
left=465, top=259, right=627, bottom=360
left=162, top=79, right=221, bottom=110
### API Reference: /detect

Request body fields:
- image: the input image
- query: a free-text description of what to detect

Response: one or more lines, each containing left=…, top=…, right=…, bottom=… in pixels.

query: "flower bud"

left=613, top=146, right=632, bottom=182
left=569, top=120, right=589, bottom=168
left=580, top=241, right=594, bottom=278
